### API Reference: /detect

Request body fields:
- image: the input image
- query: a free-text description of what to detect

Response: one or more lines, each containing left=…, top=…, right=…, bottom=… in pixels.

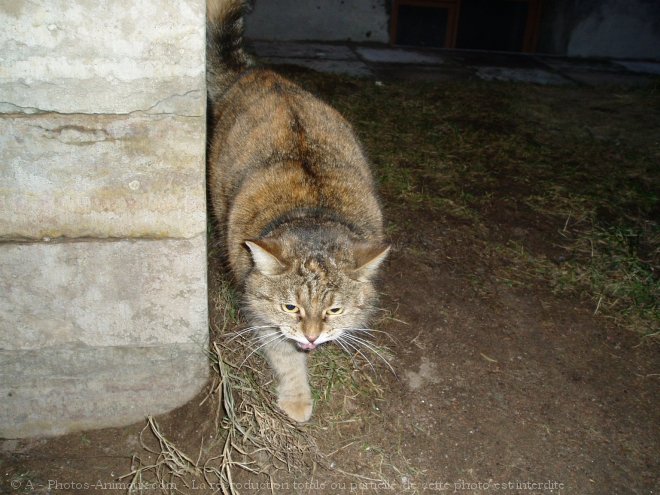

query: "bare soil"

left=2, top=73, right=658, bottom=495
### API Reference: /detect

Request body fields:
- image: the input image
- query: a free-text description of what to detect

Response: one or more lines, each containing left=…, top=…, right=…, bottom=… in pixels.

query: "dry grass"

left=123, top=260, right=398, bottom=494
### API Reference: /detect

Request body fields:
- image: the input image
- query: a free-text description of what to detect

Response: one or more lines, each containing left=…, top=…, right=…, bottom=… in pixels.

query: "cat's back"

left=210, top=69, right=373, bottom=184
left=208, top=69, right=383, bottom=273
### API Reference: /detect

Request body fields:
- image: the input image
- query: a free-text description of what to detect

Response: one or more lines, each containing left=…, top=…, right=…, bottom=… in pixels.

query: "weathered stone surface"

left=0, top=0, right=205, bottom=115
left=475, top=67, right=572, bottom=86
left=248, top=41, right=357, bottom=60
left=0, top=0, right=208, bottom=438
left=566, top=0, right=660, bottom=60
left=0, top=113, right=205, bottom=240
left=0, top=343, right=208, bottom=438
left=356, top=47, right=446, bottom=65
left=261, top=58, right=373, bottom=78
left=0, top=236, right=208, bottom=350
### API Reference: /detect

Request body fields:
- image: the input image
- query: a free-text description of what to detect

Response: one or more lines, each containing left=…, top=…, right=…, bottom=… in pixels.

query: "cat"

left=206, top=0, right=389, bottom=422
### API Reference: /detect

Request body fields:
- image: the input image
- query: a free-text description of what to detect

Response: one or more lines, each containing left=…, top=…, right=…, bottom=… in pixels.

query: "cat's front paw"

left=278, top=395, right=313, bottom=422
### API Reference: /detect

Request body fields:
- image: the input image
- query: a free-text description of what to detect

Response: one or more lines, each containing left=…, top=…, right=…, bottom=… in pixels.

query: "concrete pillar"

left=0, top=0, right=208, bottom=437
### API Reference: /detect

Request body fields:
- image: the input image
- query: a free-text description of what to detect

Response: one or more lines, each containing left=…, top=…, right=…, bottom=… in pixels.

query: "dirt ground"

left=2, top=70, right=658, bottom=495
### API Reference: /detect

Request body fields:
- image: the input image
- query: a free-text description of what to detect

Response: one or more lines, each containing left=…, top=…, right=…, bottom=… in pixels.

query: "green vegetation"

left=290, top=69, right=658, bottom=336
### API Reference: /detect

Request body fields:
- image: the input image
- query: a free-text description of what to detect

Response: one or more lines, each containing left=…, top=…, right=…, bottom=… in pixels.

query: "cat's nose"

left=304, top=334, right=318, bottom=343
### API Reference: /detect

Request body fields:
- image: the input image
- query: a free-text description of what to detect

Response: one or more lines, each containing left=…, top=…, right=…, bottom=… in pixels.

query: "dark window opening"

left=457, top=0, right=529, bottom=52
left=396, top=5, right=449, bottom=48
left=391, top=0, right=541, bottom=53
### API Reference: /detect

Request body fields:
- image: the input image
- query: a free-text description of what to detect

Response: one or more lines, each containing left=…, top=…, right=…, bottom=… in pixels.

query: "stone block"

left=356, top=47, right=446, bottom=65
left=0, top=113, right=206, bottom=241
left=475, top=67, right=572, bottom=85
left=0, top=343, right=208, bottom=438
left=248, top=41, right=358, bottom=60
left=0, top=236, right=208, bottom=350
left=261, top=58, right=373, bottom=78
left=0, top=235, right=209, bottom=437
left=0, top=0, right=205, bottom=115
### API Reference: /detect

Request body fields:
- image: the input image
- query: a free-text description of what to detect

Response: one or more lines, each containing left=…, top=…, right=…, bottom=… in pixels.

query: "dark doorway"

left=390, top=0, right=541, bottom=53
left=396, top=4, right=449, bottom=48
left=457, top=0, right=530, bottom=52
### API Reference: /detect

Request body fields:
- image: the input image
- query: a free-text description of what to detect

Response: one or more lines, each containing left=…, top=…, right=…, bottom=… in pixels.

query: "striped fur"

left=207, top=0, right=389, bottom=422
left=206, top=0, right=251, bottom=101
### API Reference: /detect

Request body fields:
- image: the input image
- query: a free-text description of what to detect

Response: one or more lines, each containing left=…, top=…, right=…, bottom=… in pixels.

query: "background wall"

left=538, top=0, right=660, bottom=59
left=245, top=0, right=660, bottom=60
left=245, top=0, right=390, bottom=43
left=0, top=0, right=208, bottom=437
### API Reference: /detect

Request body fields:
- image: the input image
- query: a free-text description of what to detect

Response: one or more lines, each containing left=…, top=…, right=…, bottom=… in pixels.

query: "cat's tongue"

left=298, top=342, right=317, bottom=351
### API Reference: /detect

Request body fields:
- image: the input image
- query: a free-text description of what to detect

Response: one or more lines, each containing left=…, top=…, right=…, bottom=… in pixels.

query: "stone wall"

left=245, top=0, right=660, bottom=60
left=0, top=0, right=209, bottom=437
left=538, top=0, right=660, bottom=59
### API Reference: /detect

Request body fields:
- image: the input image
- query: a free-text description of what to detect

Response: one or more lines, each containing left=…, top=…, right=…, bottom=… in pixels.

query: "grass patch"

left=281, top=68, right=658, bottom=337
left=543, top=223, right=657, bottom=335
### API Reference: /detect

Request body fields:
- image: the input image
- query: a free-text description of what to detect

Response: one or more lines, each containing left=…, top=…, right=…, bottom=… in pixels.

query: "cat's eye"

left=326, top=307, right=344, bottom=315
left=281, top=304, right=300, bottom=313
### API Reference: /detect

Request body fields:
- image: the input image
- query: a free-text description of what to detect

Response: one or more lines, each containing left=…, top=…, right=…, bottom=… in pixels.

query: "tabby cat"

left=207, top=0, right=389, bottom=422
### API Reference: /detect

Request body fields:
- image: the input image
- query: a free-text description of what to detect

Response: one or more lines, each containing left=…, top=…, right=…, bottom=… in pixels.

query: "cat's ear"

left=244, top=239, right=287, bottom=276
left=351, top=242, right=390, bottom=281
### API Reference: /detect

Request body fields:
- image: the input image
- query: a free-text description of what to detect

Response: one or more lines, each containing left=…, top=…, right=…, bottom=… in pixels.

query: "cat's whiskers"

left=338, top=327, right=398, bottom=345
left=248, top=331, right=281, bottom=346
left=335, top=335, right=377, bottom=374
left=240, top=331, right=286, bottom=367
left=332, top=339, right=359, bottom=368
left=224, top=325, right=277, bottom=343
left=342, top=332, right=388, bottom=357
left=339, top=333, right=395, bottom=375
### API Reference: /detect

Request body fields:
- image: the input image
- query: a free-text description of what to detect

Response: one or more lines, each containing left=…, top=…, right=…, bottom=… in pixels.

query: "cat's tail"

left=206, top=0, right=251, bottom=102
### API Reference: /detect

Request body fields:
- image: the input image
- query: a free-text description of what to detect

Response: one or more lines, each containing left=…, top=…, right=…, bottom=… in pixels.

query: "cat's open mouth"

left=297, top=342, right=317, bottom=351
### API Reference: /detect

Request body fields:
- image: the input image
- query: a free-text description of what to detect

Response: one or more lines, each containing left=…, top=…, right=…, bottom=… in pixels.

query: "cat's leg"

left=262, top=337, right=313, bottom=422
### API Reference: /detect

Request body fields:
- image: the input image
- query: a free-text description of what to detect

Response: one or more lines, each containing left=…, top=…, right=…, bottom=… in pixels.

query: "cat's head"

left=242, top=234, right=389, bottom=351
